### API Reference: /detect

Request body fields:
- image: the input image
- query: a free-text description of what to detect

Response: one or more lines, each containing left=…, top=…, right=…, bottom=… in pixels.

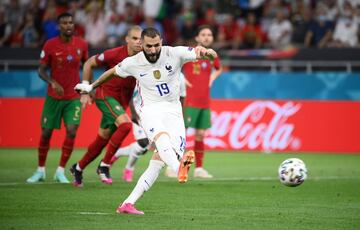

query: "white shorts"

left=139, top=101, right=186, bottom=156
left=132, top=122, right=147, bottom=140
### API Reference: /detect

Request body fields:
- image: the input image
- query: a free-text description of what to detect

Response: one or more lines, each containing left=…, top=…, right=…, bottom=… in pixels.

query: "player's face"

left=59, top=16, right=74, bottom=37
left=142, top=35, right=162, bottom=63
left=126, top=29, right=142, bottom=54
left=195, top=28, right=213, bottom=48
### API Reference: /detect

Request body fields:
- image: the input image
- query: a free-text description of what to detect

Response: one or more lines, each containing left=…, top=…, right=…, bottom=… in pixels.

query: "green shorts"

left=95, top=96, right=126, bottom=132
left=184, top=107, right=211, bottom=129
left=41, top=95, right=81, bottom=129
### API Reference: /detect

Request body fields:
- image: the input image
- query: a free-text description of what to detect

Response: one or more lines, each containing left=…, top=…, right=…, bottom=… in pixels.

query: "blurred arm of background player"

left=38, top=63, right=64, bottom=96
left=209, top=65, right=223, bottom=87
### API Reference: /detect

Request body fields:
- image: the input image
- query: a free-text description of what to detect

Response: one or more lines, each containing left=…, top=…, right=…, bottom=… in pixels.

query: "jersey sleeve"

left=114, top=58, right=132, bottom=78
left=39, top=41, right=51, bottom=65
left=213, top=57, right=221, bottom=70
left=173, top=46, right=197, bottom=65
left=95, top=48, right=116, bottom=66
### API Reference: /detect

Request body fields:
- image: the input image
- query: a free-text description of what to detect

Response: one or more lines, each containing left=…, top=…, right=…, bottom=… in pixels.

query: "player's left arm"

left=209, top=59, right=223, bottom=87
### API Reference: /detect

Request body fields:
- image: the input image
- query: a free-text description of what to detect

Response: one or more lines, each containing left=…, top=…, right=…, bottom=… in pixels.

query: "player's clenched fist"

left=74, top=82, right=93, bottom=94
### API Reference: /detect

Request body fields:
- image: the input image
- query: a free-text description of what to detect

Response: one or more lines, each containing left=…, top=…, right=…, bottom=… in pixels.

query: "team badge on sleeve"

left=98, top=53, right=104, bottom=61
left=153, top=70, right=161, bottom=79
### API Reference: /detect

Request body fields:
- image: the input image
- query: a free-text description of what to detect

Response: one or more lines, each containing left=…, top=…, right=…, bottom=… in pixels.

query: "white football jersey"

left=115, top=46, right=196, bottom=107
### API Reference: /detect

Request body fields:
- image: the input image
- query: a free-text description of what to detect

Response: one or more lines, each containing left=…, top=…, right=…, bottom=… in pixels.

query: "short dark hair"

left=196, top=25, right=213, bottom=36
left=141, top=27, right=161, bottom=39
left=57, top=12, right=73, bottom=22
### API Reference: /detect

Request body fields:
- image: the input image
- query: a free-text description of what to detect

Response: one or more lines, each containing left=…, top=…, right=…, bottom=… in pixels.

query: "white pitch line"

left=78, top=212, right=111, bottom=215
left=0, top=176, right=359, bottom=186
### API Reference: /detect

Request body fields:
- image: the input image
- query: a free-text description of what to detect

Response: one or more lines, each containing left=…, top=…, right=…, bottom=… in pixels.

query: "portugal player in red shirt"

left=70, top=26, right=146, bottom=187
left=182, top=25, right=222, bottom=178
left=27, top=13, right=88, bottom=183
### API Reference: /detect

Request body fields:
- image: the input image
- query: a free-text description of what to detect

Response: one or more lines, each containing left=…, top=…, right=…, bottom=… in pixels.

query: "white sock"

left=155, top=134, right=180, bottom=173
left=76, top=163, right=82, bottom=171
left=37, top=167, right=45, bottom=173
left=125, top=152, right=140, bottom=170
left=116, top=142, right=146, bottom=157
left=56, top=166, right=64, bottom=173
left=100, top=161, right=110, bottom=167
left=123, top=160, right=165, bottom=204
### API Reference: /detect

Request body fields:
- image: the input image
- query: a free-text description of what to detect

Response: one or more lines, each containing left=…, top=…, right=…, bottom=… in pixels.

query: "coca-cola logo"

left=186, top=101, right=301, bottom=151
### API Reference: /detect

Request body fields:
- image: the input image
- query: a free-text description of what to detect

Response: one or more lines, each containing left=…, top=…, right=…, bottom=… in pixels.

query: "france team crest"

left=153, top=70, right=161, bottom=79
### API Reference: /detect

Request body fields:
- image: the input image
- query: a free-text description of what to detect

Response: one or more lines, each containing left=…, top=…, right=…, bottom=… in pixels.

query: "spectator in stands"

left=21, top=11, right=39, bottom=47
left=178, top=11, right=197, bottom=46
left=291, top=7, right=313, bottom=47
left=106, top=14, right=128, bottom=47
left=240, top=12, right=265, bottom=49
left=324, top=0, right=339, bottom=23
left=42, top=3, right=59, bottom=41
left=140, top=16, right=165, bottom=42
left=216, top=14, right=241, bottom=49
left=197, top=8, right=219, bottom=38
left=0, top=8, right=11, bottom=47
left=5, top=0, right=24, bottom=33
left=67, top=0, right=86, bottom=37
left=304, top=5, right=333, bottom=48
left=332, top=4, right=358, bottom=47
left=268, top=8, right=292, bottom=49
left=85, top=1, right=106, bottom=48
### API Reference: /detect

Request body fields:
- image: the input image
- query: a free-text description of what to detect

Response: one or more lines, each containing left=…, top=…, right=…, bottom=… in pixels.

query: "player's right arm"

left=80, top=55, right=98, bottom=109
left=75, top=57, right=133, bottom=94
left=74, top=66, right=117, bottom=94
left=38, top=43, right=64, bottom=97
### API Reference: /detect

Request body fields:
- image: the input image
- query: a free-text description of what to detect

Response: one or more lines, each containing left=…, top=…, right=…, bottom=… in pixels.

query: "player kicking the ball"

left=75, top=28, right=217, bottom=214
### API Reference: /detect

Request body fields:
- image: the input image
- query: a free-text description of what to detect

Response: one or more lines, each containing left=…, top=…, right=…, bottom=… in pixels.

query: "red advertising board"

left=186, top=100, right=360, bottom=153
left=1, top=98, right=360, bottom=153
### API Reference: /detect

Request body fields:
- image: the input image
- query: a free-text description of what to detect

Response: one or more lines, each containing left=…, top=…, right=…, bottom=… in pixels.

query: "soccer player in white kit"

left=111, top=72, right=187, bottom=181
left=75, top=28, right=217, bottom=215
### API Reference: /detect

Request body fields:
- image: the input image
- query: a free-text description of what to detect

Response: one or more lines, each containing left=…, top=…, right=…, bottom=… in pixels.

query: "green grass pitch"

left=0, top=149, right=359, bottom=229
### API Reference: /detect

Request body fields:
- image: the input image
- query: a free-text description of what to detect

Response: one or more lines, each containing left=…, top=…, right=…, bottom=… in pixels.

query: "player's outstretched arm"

left=82, top=55, right=98, bottom=83
left=195, top=46, right=218, bottom=60
left=80, top=55, right=98, bottom=108
left=74, top=67, right=116, bottom=94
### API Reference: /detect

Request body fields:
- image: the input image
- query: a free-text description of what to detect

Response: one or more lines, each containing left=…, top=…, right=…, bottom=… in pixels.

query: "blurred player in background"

left=182, top=25, right=222, bottom=178
left=27, top=13, right=88, bottom=183
left=70, top=26, right=148, bottom=187
left=75, top=27, right=217, bottom=214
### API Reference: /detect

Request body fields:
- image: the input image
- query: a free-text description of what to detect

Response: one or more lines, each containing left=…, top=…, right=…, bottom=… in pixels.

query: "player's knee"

left=137, top=138, right=149, bottom=149
left=66, top=126, right=78, bottom=138
left=41, top=129, right=53, bottom=140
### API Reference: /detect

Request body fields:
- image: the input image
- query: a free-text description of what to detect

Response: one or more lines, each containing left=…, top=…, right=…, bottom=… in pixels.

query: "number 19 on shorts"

left=156, top=83, right=170, bottom=96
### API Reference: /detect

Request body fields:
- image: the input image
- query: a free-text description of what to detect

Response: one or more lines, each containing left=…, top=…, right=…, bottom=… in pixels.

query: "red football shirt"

left=94, top=45, right=136, bottom=109
left=40, top=36, right=88, bottom=100
left=183, top=57, right=221, bottom=109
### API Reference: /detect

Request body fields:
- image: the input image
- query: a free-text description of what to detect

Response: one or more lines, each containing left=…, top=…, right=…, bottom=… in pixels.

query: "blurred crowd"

left=0, top=0, right=359, bottom=49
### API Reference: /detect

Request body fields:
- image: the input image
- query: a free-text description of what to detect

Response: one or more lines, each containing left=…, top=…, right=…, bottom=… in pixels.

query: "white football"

left=278, top=158, right=307, bottom=187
